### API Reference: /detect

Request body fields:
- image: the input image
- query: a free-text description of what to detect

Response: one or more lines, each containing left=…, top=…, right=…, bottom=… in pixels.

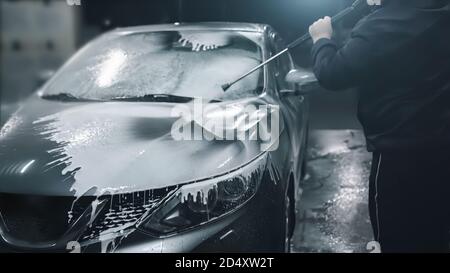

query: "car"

left=0, top=22, right=314, bottom=253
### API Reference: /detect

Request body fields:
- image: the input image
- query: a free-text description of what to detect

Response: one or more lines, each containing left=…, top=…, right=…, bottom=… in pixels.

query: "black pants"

left=369, top=149, right=450, bottom=253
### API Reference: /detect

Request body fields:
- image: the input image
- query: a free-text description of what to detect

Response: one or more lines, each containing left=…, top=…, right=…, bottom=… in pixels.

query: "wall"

left=1, top=0, right=79, bottom=123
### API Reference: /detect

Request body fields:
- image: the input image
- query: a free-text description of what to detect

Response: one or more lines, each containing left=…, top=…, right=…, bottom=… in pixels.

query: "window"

left=43, top=31, right=264, bottom=101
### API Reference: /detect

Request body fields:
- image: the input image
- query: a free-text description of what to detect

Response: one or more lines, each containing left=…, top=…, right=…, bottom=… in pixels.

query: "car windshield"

left=42, top=30, right=264, bottom=101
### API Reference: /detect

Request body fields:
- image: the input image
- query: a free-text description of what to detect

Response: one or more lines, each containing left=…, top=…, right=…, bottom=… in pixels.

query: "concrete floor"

left=292, top=130, right=374, bottom=253
left=292, top=87, right=375, bottom=253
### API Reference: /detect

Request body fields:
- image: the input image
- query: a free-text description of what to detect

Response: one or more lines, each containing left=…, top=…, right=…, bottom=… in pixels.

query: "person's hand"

left=309, top=16, right=333, bottom=44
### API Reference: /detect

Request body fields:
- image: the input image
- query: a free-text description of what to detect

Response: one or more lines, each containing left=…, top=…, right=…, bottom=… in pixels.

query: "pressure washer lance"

left=221, top=0, right=365, bottom=92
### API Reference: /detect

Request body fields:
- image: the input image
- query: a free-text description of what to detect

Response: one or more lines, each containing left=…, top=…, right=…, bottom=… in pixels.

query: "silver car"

left=0, top=22, right=313, bottom=253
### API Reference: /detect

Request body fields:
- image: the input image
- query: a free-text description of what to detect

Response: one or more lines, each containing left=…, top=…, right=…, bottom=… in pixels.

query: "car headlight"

left=138, top=153, right=267, bottom=237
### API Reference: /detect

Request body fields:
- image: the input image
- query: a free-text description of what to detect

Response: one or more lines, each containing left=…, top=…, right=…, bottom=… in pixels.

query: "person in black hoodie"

left=309, top=0, right=450, bottom=252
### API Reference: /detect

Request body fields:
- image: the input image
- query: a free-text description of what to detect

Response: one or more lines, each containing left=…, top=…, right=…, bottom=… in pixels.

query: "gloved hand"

left=309, top=16, right=333, bottom=44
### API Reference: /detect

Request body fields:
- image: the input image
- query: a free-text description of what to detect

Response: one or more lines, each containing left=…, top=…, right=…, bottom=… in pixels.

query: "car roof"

left=108, top=22, right=271, bottom=36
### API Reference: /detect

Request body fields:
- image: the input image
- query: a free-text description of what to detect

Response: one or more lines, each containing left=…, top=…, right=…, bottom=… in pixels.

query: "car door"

left=268, top=29, right=309, bottom=184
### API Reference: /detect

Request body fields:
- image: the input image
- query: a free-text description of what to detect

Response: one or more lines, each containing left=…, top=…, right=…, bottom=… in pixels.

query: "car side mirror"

left=285, top=68, right=316, bottom=85
left=282, top=68, right=319, bottom=96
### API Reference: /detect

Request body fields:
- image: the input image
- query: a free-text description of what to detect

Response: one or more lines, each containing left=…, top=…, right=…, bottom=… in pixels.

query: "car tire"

left=284, top=177, right=296, bottom=253
left=300, top=126, right=309, bottom=180
left=301, top=157, right=307, bottom=181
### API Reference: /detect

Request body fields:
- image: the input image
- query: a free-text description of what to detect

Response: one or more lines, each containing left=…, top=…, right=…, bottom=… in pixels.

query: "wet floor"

left=292, top=130, right=374, bottom=253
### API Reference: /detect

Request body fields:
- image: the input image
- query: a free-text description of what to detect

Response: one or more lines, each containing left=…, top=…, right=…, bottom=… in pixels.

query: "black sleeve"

left=311, top=30, right=375, bottom=91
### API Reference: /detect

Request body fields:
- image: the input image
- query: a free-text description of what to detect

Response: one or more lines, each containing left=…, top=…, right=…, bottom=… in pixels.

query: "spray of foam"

left=178, top=32, right=232, bottom=52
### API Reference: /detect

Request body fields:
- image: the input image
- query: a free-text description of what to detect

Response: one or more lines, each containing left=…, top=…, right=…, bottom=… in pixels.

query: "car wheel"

left=301, top=157, right=307, bottom=180
left=301, top=126, right=309, bottom=180
left=284, top=178, right=296, bottom=253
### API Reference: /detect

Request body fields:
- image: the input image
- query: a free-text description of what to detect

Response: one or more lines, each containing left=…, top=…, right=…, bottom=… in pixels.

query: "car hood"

left=0, top=95, right=278, bottom=197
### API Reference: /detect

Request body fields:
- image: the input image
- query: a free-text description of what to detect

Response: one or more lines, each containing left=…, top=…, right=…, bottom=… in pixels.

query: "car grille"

left=0, top=186, right=178, bottom=247
left=78, top=187, right=178, bottom=241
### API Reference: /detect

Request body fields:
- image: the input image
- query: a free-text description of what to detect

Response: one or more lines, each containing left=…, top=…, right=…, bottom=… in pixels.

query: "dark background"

left=0, top=0, right=361, bottom=128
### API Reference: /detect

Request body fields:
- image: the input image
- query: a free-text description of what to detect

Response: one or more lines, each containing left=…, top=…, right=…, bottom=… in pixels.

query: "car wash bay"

left=0, top=0, right=373, bottom=253
left=292, top=88, right=374, bottom=253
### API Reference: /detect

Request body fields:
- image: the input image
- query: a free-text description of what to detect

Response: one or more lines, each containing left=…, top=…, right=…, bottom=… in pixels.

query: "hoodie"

left=311, top=0, right=450, bottom=151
